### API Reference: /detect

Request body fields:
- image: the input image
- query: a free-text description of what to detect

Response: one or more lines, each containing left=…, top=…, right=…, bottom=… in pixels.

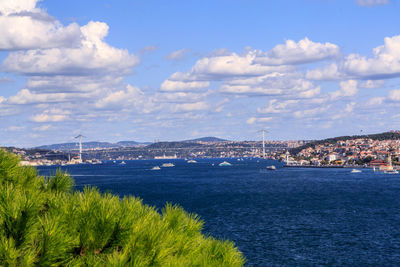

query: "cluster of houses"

left=293, top=138, right=400, bottom=167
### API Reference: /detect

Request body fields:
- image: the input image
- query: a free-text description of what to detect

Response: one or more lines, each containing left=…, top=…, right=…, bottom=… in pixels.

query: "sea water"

left=38, top=158, right=400, bottom=266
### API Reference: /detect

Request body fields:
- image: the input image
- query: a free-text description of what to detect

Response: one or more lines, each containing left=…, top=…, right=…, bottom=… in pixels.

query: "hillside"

left=0, top=149, right=245, bottom=266
left=36, top=141, right=151, bottom=151
left=184, top=137, right=229, bottom=142
left=290, top=131, right=400, bottom=155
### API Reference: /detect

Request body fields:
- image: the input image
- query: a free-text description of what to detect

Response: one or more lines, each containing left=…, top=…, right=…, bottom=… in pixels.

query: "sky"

left=1, top=0, right=400, bottom=147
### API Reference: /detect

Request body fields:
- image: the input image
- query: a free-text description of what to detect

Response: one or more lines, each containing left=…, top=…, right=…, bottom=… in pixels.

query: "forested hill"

left=290, top=131, right=400, bottom=155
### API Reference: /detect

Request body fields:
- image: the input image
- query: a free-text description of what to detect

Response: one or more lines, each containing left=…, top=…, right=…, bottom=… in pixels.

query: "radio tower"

left=75, top=134, right=86, bottom=163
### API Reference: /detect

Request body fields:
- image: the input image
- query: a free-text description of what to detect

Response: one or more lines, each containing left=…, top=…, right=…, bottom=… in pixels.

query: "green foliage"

left=290, top=131, right=400, bottom=155
left=0, top=149, right=245, bottom=266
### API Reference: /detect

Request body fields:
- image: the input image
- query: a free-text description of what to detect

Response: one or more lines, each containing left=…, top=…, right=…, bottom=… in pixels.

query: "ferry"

left=219, top=161, right=232, bottom=166
left=351, top=169, right=362, bottom=173
left=266, top=165, right=276, bottom=170
left=187, top=159, right=197, bottom=163
left=151, top=166, right=161, bottom=170
left=161, top=163, right=175, bottom=167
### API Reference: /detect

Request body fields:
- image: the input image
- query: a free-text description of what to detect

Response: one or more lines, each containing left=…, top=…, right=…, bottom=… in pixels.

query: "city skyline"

left=1, top=0, right=400, bottom=147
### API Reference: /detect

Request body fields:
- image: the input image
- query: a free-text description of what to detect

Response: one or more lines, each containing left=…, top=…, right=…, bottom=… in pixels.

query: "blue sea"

left=37, top=158, right=400, bottom=266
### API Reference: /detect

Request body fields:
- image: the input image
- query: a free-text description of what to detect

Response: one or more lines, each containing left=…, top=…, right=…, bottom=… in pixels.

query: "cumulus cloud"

left=160, top=80, right=210, bottom=92
left=342, top=35, right=400, bottom=79
left=7, top=88, right=81, bottom=104
left=330, top=80, right=358, bottom=99
left=0, top=0, right=81, bottom=50
left=294, top=106, right=329, bottom=118
left=30, top=108, right=70, bottom=122
left=254, top=37, right=340, bottom=66
left=172, top=101, right=208, bottom=112
left=306, top=63, right=343, bottom=81
left=366, top=97, right=385, bottom=106
left=356, top=0, right=389, bottom=7
left=359, top=79, right=385, bottom=89
left=164, top=49, right=190, bottom=61
left=388, top=89, right=400, bottom=101
left=257, top=99, right=299, bottom=114
left=246, top=117, right=273, bottom=124
left=6, top=126, right=25, bottom=131
left=3, top=21, right=139, bottom=76
left=220, top=73, right=320, bottom=98
left=95, top=85, right=144, bottom=108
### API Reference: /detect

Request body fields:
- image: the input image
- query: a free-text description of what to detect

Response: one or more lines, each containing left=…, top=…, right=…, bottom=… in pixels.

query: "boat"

left=161, top=163, right=175, bottom=167
left=266, top=165, right=276, bottom=170
left=219, top=161, right=232, bottom=166
left=120, top=161, right=126, bottom=165
left=384, top=170, right=399, bottom=174
left=351, top=169, right=362, bottom=173
left=187, top=160, right=197, bottom=163
left=151, top=166, right=161, bottom=170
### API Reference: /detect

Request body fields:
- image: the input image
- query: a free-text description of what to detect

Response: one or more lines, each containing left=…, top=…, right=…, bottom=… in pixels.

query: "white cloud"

left=7, top=88, right=80, bottom=104
left=254, top=37, right=340, bottom=66
left=356, top=0, right=389, bottom=7
left=0, top=0, right=81, bottom=50
left=172, top=101, right=208, bottom=112
left=33, top=124, right=52, bottom=131
left=6, top=126, right=25, bottom=131
left=388, top=89, right=400, bottom=101
left=0, top=0, right=41, bottom=15
left=31, top=114, right=67, bottom=122
left=359, top=79, right=384, bottom=88
left=330, top=80, right=358, bottom=99
left=366, top=97, right=385, bottom=106
left=164, top=49, right=190, bottom=60
left=294, top=106, right=328, bottom=118
left=246, top=117, right=257, bottom=124
left=30, top=108, right=69, bottom=122
left=246, top=117, right=273, bottom=124
left=3, top=21, right=139, bottom=76
left=257, top=99, right=299, bottom=114
left=343, top=35, right=400, bottom=79
left=306, top=63, right=343, bottom=81
left=95, top=85, right=144, bottom=108
left=345, top=102, right=356, bottom=112
left=160, top=80, right=210, bottom=92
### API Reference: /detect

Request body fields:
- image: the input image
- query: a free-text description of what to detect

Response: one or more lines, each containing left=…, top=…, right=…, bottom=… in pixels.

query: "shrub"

left=0, top=149, right=245, bottom=266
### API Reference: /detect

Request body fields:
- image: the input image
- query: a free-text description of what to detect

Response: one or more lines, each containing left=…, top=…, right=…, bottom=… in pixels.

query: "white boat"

left=120, top=161, right=126, bottom=165
left=266, top=165, right=276, bottom=170
left=219, top=161, right=232, bottom=166
left=351, top=169, right=362, bottom=173
left=151, top=166, right=161, bottom=170
left=384, top=170, right=399, bottom=174
left=187, top=160, right=197, bottom=163
left=161, top=163, right=175, bottom=167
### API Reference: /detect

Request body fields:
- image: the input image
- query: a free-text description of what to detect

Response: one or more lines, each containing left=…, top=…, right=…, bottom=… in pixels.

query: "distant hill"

left=183, top=137, right=229, bottom=142
left=146, top=141, right=204, bottom=149
left=36, top=140, right=151, bottom=151
left=34, top=137, right=229, bottom=151
left=116, top=141, right=152, bottom=147
left=290, top=131, right=400, bottom=155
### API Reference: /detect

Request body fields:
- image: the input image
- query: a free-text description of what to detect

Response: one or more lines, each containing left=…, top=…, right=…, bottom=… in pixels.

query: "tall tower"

left=258, top=129, right=268, bottom=158
left=75, top=135, right=85, bottom=163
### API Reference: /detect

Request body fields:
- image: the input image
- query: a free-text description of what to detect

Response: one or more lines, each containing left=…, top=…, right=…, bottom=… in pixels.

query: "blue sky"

left=1, top=0, right=400, bottom=147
